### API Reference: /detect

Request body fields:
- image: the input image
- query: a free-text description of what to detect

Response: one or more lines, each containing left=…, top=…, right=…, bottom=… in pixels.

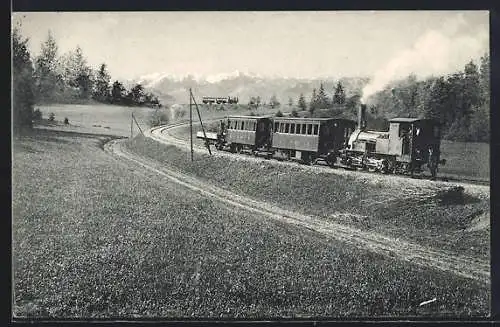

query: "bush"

left=33, top=108, right=43, bottom=121
left=291, top=110, right=299, bottom=117
left=174, top=108, right=187, bottom=119
left=64, top=117, right=69, bottom=125
left=275, top=110, right=284, bottom=117
left=48, top=112, right=55, bottom=122
left=149, top=109, right=170, bottom=128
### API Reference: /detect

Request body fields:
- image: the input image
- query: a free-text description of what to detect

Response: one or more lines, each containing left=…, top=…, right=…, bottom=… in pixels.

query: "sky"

left=12, top=11, right=489, bottom=82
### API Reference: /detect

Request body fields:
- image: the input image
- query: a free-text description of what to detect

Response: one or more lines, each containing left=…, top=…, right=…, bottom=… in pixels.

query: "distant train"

left=202, top=96, right=239, bottom=105
left=197, top=104, right=446, bottom=178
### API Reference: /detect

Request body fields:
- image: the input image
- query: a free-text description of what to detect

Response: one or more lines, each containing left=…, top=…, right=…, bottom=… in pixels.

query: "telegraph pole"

left=190, top=90, right=212, bottom=155
left=132, top=112, right=144, bottom=135
left=189, top=88, right=194, bottom=161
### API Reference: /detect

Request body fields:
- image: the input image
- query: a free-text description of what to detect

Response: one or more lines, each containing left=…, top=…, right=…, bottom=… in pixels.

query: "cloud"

left=361, top=13, right=488, bottom=103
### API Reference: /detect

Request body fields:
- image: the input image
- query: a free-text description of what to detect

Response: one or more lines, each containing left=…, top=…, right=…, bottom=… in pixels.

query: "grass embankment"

left=127, top=135, right=490, bottom=261
left=13, top=129, right=489, bottom=318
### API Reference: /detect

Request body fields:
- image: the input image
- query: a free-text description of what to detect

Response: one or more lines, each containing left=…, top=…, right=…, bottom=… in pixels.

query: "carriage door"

left=400, top=123, right=412, bottom=161
left=256, top=119, right=271, bottom=148
left=388, top=123, right=401, bottom=155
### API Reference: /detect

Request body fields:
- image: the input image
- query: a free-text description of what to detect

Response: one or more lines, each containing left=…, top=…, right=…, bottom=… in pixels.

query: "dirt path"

left=105, top=136, right=490, bottom=284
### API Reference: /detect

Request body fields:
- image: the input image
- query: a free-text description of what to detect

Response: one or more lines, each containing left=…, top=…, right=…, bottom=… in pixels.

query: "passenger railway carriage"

left=202, top=96, right=239, bottom=104
left=224, top=116, right=273, bottom=152
left=271, top=117, right=355, bottom=165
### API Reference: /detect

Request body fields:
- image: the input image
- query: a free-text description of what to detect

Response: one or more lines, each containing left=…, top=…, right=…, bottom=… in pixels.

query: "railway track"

left=106, top=135, right=490, bottom=284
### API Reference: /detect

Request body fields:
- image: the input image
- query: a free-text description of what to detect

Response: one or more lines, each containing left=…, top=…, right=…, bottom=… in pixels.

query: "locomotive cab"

left=388, top=118, right=444, bottom=176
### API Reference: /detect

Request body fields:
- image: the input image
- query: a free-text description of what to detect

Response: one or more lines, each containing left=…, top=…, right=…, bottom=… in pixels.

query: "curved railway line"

left=104, top=123, right=490, bottom=284
left=151, top=122, right=490, bottom=190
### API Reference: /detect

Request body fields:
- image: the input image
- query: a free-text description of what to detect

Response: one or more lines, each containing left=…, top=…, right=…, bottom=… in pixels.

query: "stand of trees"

left=367, top=56, right=489, bottom=142
left=12, top=28, right=162, bottom=132
left=13, top=26, right=35, bottom=133
left=295, top=55, right=489, bottom=143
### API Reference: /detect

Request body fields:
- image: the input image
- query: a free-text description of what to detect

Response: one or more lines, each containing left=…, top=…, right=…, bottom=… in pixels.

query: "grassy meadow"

left=34, top=103, right=283, bottom=138
left=439, top=140, right=490, bottom=181
left=127, top=135, right=490, bottom=262
left=12, top=128, right=490, bottom=318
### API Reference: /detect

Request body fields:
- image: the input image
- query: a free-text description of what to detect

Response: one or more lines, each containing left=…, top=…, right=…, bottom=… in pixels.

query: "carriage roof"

left=227, top=115, right=273, bottom=120
left=273, top=117, right=355, bottom=124
left=389, top=118, right=438, bottom=123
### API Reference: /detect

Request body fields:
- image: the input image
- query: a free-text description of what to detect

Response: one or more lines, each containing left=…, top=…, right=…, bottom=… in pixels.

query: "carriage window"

left=399, top=123, right=411, bottom=137
left=290, top=124, right=295, bottom=134
left=274, top=122, right=279, bottom=132
left=285, top=123, right=290, bottom=133
left=241, top=121, right=245, bottom=130
left=302, top=124, right=307, bottom=134
left=313, top=125, right=319, bottom=135
left=307, top=124, right=312, bottom=135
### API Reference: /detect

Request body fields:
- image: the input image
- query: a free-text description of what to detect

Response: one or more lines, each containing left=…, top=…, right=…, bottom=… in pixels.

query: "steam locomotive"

left=197, top=104, right=446, bottom=178
left=202, top=96, right=239, bottom=105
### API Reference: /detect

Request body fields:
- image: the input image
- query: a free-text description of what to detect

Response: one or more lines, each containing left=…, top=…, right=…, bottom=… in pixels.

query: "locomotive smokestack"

left=358, top=104, right=367, bottom=131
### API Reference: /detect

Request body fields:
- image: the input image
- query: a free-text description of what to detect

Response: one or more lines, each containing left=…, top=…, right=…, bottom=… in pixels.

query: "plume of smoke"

left=361, top=13, right=488, bottom=103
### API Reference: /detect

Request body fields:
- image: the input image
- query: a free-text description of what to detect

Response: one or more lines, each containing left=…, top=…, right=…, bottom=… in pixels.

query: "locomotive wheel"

left=380, top=160, right=389, bottom=174
left=302, top=153, right=312, bottom=165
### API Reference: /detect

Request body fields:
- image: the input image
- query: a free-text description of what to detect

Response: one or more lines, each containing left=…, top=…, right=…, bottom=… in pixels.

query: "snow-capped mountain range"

left=133, top=70, right=265, bottom=87
left=121, top=70, right=370, bottom=106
